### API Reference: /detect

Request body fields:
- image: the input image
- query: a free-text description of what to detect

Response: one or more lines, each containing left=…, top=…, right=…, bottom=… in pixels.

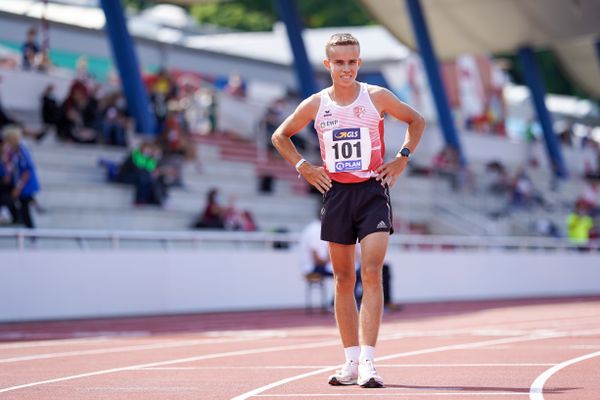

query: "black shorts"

left=321, top=178, right=394, bottom=245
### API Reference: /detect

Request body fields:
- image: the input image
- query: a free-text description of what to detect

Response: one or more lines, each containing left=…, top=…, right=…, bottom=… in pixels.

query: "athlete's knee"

left=360, top=264, right=382, bottom=287
left=334, top=271, right=356, bottom=291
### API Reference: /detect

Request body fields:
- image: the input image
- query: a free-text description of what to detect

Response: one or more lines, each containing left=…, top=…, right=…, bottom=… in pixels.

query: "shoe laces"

left=338, top=360, right=357, bottom=375
left=360, top=359, right=377, bottom=374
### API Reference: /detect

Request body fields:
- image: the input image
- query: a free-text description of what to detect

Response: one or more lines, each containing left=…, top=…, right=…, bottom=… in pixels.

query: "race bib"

left=323, top=127, right=371, bottom=173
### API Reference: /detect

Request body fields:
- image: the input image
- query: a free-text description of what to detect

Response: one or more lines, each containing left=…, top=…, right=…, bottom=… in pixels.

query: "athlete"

left=272, top=33, right=425, bottom=388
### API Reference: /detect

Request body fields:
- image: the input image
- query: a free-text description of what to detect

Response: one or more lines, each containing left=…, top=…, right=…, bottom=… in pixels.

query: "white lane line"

left=135, top=363, right=555, bottom=371
left=0, top=331, right=150, bottom=342
left=0, top=325, right=586, bottom=394
left=0, top=326, right=549, bottom=364
left=566, top=328, right=600, bottom=336
left=253, top=393, right=528, bottom=397
left=0, top=336, right=263, bottom=364
left=0, top=338, right=341, bottom=393
left=0, top=337, right=112, bottom=350
left=529, top=350, right=600, bottom=400
left=379, top=363, right=556, bottom=367
left=232, top=333, right=564, bottom=400
left=2, top=333, right=536, bottom=393
left=496, top=316, right=600, bottom=331
left=136, top=366, right=335, bottom=370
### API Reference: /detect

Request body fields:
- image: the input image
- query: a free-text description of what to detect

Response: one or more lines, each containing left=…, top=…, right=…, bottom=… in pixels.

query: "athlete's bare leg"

left=329, top=242, right=359, bottom=347
left=358, top=232, right=388, bottom=346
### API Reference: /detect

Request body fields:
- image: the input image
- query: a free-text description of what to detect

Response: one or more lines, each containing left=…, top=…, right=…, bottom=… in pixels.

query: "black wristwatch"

left=398, top=147, right=411, bottom=158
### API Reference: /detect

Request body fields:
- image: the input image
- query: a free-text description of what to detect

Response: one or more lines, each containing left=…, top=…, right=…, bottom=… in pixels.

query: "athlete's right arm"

left=271, top=95, right=332, bottom=194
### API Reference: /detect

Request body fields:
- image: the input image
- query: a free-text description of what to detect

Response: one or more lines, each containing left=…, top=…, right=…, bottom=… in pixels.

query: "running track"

left=1, top=297, right=599, bottom=399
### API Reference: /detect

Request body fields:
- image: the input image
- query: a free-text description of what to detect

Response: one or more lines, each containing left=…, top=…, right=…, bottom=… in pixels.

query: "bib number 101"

left=332, top=142, right=361, bottom=159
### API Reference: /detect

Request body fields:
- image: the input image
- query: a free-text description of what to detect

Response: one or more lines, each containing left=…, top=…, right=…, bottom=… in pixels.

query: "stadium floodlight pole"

left=517, top=46, right=567, bottom=179
left=100, top=0, right=156, bottom=135
left=405, top=0, right=465, bottom=164
left=273, top=0, right=318, bottom=99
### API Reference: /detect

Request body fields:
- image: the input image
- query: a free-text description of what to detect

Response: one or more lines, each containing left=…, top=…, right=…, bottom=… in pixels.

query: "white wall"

left=0, top=68, right=73, bottom=111
left=1, top=248, right=599, bottom=322
left=387, top=250, right=600, bottom=302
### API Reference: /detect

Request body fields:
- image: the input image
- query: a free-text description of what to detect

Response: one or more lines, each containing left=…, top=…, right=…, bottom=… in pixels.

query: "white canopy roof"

left=360, top=0, right=600, bottom=97
left=184, top=23, right=410, bottom=68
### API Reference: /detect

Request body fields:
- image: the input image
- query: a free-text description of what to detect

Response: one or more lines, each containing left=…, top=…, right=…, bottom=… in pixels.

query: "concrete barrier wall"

left=0, top=68, right=73, bottom=111
left=2, top=248, right=599, bottom=322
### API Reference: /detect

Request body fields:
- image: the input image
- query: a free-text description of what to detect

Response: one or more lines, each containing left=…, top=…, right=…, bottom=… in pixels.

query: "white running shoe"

left=328, top=360, right=358, bottom=385
left=357, top=359, right=384, bottom=388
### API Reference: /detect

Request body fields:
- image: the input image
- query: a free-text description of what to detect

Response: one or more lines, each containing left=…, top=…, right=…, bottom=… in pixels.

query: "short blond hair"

left=325, top=33, right=360, bottom=57
left=2, top=125, right=22, bottom=145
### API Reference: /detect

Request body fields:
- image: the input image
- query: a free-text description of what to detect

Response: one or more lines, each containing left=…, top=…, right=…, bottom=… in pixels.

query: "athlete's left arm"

left=370, top=86, right=426, bottom=188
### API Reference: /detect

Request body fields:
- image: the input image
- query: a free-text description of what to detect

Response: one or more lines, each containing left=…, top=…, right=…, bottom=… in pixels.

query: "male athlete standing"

left=272, top=33, right=425, bottom=388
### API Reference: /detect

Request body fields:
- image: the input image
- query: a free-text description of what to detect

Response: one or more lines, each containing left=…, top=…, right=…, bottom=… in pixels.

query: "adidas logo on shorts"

left=377, top=220, right=387, bottom=229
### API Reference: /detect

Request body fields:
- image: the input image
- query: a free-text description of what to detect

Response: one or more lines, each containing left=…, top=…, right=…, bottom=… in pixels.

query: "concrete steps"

left=25, top=136, right=319, bottom=232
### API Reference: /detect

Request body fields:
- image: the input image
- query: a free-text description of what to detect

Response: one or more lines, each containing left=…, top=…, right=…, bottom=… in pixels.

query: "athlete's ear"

left=357, top=58, right=363, bottom=68
left=323, top=58, right=331, bottom=71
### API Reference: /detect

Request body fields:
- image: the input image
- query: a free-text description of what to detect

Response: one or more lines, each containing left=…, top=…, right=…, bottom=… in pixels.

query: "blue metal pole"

left=405, top=0, right=464, bottom=163
left=595, top=39, right=600, bottom=70
left=517, top=46, right=567, bottom=178
left=100, top=0, right=155, bottom=135
left=273, top=0, right=318, bottom=98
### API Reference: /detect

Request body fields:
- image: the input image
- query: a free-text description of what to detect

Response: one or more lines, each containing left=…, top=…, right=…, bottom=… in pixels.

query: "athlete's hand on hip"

left=299, top=163, right=332, bottom=194
left=376, top=157, right=408, bottom=188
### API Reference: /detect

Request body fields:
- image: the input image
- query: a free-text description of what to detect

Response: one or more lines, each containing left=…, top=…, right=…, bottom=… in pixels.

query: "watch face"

left=400, top=148, right=411, bottom=157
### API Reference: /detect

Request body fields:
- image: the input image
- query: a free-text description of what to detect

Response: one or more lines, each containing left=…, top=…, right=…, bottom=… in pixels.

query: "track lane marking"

left=232, top=333, right=564, bottom=400
left=529, top=350, right=600, bottom=400
left=0, top=336, right=266, bottom=363
left=135, top=363, right=556, bottom=371
left=252, top=393, right=528, bottom=397
left=0, top=326, right=552, bottom=364
left=0, top=332, right=554, bottom=394
left=0, top=338, right=343, bottom=393
left=0, top=337, right=112, bottom=350
left=1, top=314, right=597, bottom=395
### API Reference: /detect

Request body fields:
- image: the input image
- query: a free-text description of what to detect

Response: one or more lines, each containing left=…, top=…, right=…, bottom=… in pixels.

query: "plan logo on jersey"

left=333, top=128, right=360, bottom=141
left=353, top=105, right=366, bottom=119
left=324, top=110, right=333, bottom=118
left=335, top=160, right=362, bottom=171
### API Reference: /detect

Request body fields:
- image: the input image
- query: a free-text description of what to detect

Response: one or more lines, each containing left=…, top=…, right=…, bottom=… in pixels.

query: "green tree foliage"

left=298, top=1, right=374, bottom=28
left=190, top=2, right=275, bottom=32
left=189, top=0, right=374, bottom=32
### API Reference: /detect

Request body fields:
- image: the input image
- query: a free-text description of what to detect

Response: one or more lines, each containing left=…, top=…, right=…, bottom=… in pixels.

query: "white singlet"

left=314, top=82, right=385, bottom=183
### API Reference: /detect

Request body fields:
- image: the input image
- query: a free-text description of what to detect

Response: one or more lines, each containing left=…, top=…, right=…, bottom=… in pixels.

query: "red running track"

left=0, top=297, right=599, bottom=399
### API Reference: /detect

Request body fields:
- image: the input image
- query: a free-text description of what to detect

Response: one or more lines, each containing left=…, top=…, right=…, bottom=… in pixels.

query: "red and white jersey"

left=314, top=82, right=385, bottom=183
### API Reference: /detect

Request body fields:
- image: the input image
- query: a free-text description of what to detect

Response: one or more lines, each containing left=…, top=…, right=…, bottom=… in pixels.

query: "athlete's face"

left=324, top=45, right=361, bottom=87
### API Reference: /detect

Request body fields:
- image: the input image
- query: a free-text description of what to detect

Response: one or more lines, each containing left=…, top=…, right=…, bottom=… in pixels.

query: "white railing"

left=1, top=228, right=598, bottom=252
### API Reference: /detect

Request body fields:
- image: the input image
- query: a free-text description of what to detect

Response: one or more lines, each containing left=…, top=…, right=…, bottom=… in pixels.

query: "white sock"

left=344, top=346, right=360, bottom=363
left=359, top=345, right=375, bottom=362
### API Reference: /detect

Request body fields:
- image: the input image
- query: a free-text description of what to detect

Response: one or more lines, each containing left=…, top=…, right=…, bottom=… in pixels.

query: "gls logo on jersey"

left=333, top=128, right=360, bottom=141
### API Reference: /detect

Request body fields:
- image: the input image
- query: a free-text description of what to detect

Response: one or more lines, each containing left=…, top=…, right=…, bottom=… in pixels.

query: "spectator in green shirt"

left=566, top=202, right=594, bottom=246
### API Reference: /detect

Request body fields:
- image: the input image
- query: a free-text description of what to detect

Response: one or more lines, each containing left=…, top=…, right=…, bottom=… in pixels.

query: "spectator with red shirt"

left=57, top=80, right=97, bottom=143
left=193, top=188, right=226, bottom=229
left=157, top=102, right=196, bottom=187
